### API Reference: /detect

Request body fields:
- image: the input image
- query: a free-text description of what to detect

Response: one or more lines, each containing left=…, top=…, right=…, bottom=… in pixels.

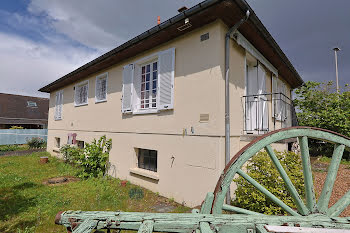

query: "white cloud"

left=0, top=32, right=99, bottom=97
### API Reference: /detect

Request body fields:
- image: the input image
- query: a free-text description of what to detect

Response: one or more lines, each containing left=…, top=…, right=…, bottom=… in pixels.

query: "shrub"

left=59, top=144, right=83, bottom=164
left=79, top=136, right=112, bottom=178
left=0, top=145, right=20, bottom=152
left=59, top=136, right=112, bottom=178
left=232, top=150, right=304, bottom=215
left=27, top=137, right=46, bottom=149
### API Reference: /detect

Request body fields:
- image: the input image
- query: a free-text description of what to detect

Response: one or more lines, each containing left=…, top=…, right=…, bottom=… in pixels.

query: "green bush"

left=233, top=150, right=304, bottom=215
left=59, top=136, right=112, bottom=178
left=0, top=145, right=20, bottom=152
left=60, top=144, right=83, bottom=164
left=79, top=136, right=112, bottom=178
left=27, top=137, right=46, bottom=149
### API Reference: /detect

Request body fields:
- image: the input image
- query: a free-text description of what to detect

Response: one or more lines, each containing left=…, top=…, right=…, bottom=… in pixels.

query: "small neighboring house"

left=0, top=93, right=49, bottom=129
left=39, top=0, right=303, bottom=207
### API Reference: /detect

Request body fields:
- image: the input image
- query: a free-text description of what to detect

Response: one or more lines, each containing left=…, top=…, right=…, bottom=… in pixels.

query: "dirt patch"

left=43, top=176, right=80, bottom=186
left=313, top=162, right=350, bottom=217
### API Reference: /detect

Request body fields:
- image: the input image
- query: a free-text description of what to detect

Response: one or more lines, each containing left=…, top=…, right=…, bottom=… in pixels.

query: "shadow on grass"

left=0, top=182, right=39, bottom=221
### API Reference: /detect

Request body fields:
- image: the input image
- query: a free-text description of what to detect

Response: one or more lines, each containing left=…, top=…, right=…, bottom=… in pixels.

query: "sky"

left=0, top=0, right=348, bottom=98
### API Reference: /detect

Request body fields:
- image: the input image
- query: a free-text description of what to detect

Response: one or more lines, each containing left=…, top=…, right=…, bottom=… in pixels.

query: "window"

left=55, top=90, right=63, bottom=120
left=77, top=140, right=85, bottom=149
left=138, top=148, right=157, bottom=172
left=27, top=101, right=37, bottom=107
left=95, top=73, right=108, bottom=102
left=55, top=137, right=60, bottom=148
left=141, top=61, right=158, bottom=109
left=74, top=81, right=89, bottom=106
left=122, top=48, right=175, bottom=114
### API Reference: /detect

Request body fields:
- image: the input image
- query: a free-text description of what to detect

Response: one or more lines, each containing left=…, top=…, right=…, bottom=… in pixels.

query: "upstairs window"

left=122, top=47, right=175, bottom=114
left=95, top=73, right=108, bottom=102
left=74, top=81, right=89, bottom=106
left=27, top=101, right=37, bottom=108
left=141, top=61, right=158, bottom=109
left=55, top=90, right=63, bottom=120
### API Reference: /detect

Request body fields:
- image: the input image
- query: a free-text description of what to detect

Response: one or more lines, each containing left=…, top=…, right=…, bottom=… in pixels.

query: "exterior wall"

left=47, top=20, right=292, bottom=207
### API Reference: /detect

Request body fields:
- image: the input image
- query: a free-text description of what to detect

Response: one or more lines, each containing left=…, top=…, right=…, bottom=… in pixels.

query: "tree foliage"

left=294, top=81, right=350, bottom=158
left=233, top=150, right=304, bottom=215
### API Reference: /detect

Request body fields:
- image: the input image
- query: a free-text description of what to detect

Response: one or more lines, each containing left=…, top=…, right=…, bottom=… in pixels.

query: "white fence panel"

left=0, top=129, right=48, bottom=145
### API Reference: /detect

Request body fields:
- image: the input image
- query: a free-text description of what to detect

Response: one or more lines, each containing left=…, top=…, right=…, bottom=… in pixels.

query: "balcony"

left=242, top=93, right=296, bottom=135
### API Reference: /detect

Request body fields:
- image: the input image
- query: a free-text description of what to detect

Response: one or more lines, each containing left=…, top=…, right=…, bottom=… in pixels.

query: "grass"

left=319, top=156, right=350, bottom=166
left=0, top=152, right=190, bottom=232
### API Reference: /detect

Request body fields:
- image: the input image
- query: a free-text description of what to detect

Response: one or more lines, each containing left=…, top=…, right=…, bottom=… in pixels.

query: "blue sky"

left=0, top=0, right=348, bottom=97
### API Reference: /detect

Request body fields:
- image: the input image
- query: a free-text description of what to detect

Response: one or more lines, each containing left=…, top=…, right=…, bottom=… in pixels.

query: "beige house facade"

left=40, top=0, right=303, bottom=207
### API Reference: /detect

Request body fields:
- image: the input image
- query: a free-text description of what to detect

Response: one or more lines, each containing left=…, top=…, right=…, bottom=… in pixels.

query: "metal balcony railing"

left=242, top=93, right=295, bottom=135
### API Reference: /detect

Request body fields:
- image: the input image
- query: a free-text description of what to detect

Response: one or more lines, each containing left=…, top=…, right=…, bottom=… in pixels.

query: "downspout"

left=225, top=10, right=250, bottom=204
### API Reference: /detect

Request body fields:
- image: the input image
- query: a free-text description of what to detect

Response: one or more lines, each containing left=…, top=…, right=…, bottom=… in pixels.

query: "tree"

left=294, top=81, right=350, bottom=158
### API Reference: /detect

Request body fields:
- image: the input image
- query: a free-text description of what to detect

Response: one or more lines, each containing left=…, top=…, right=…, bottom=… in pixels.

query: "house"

left=39, top=0, right=303, bottom=207
left=0, top=93, right=49, bottom=129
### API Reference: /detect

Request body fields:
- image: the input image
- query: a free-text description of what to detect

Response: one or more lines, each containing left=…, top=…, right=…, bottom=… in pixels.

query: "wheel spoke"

left=237, top=169, right=300, bottom=216
left=299, top=136, right=317, bottom=212
left=222, top=204, right=264, bottom=215
left=327, top=190, right=350, bottom=217
left=265, top=145, right=309, bottom=215
left=318, top=144, right=345, bottom=213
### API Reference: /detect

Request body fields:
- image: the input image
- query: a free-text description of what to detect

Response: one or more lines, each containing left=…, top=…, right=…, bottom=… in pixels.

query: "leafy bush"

left=294, top=81, right=350, bottom=158
left=79, top=136, right=112, bottom=178
left=0, top=145, right=20, bottom=152
left=59, top=136, right=112, bottom=178
left=233, top=150, right=304, bottom=215
left=60, top=144, right=83, bottom=164
left=27, top=137, right=46, bottom=148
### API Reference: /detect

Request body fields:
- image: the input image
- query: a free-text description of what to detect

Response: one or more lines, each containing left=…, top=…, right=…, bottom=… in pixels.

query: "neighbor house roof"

left=39, top=0, right=304, bottom=93
left=0, top=93, right=49, bottom=125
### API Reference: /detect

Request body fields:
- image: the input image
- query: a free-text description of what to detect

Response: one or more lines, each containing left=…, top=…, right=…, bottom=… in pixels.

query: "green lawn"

left=0, top=152, right=190, bottom=232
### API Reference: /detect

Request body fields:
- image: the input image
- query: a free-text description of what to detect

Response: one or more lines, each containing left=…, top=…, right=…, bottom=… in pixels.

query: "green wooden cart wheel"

left=209, top=126, right=350, bottom=217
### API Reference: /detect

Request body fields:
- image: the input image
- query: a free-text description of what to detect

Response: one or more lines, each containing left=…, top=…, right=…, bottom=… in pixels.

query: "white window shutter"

left=158, top=48, right=175, bottom=110
left=55, top=92, right=59, bottom=120
left=257, top=63, right=266, bottom=95
left=58, top=91, right=63, bottom=119
left=122, top=64, right=134, bottom=113
left=272, top=75, right=277, bottom=118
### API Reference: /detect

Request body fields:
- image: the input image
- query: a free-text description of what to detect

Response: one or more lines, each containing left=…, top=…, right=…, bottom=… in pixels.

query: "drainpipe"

left=225, top=10, right=250, bottom=204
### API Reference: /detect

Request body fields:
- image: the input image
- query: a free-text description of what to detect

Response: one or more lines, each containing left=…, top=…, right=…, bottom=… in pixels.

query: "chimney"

left=157, top=16, right=160, bottom=25
left=178, top=6, right=188, bottom=13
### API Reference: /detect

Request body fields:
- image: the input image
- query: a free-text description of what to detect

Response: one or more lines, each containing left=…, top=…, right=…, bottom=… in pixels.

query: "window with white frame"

left=141, top=61, right=158, bottom=109
left=121, top=48, right=175, bottom=114
left=95, top=73, right=107, bottom=102
left=54, top=90, right=63, bottom=120
left=74, top=81, right=88, bottom=106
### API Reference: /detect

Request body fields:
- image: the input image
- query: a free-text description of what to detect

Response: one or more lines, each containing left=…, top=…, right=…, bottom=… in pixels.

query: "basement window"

left=55, top=137, right=60, bottom=148
left=77, top=140, right=85, bottom=149
left=137, top=148, right=157, bottom=172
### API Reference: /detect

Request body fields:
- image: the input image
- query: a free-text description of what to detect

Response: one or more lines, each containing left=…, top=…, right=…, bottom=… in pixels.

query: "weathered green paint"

left=56, top=211, right=350, bottom=233
left=199, top=222, right=213, bottom=233
left=318, top=144, right=345, bottom=213
left=72, top=219, right=98, bottom=233
left=299, top=136, right=318, bottom=213
left=327, top=190, right=350, bottom=217
left=237, top=169, right=300, bottom=216
left=138, top=220, right=154, bottom=233
left=200, top=192, right=214, bottom=214
left=265, top=145, right=309, bottom=215
left=222, top=204, right=263, bottom=215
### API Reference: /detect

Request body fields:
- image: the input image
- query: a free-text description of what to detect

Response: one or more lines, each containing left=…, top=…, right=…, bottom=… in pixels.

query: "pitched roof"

left=39, top=0, right=303, bottom=93
left=0, top=93, right=49, bottom=125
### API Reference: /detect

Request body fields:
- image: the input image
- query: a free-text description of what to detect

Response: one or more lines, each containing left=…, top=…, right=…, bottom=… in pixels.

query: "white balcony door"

left=245, top=63, right=268, bottom=134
